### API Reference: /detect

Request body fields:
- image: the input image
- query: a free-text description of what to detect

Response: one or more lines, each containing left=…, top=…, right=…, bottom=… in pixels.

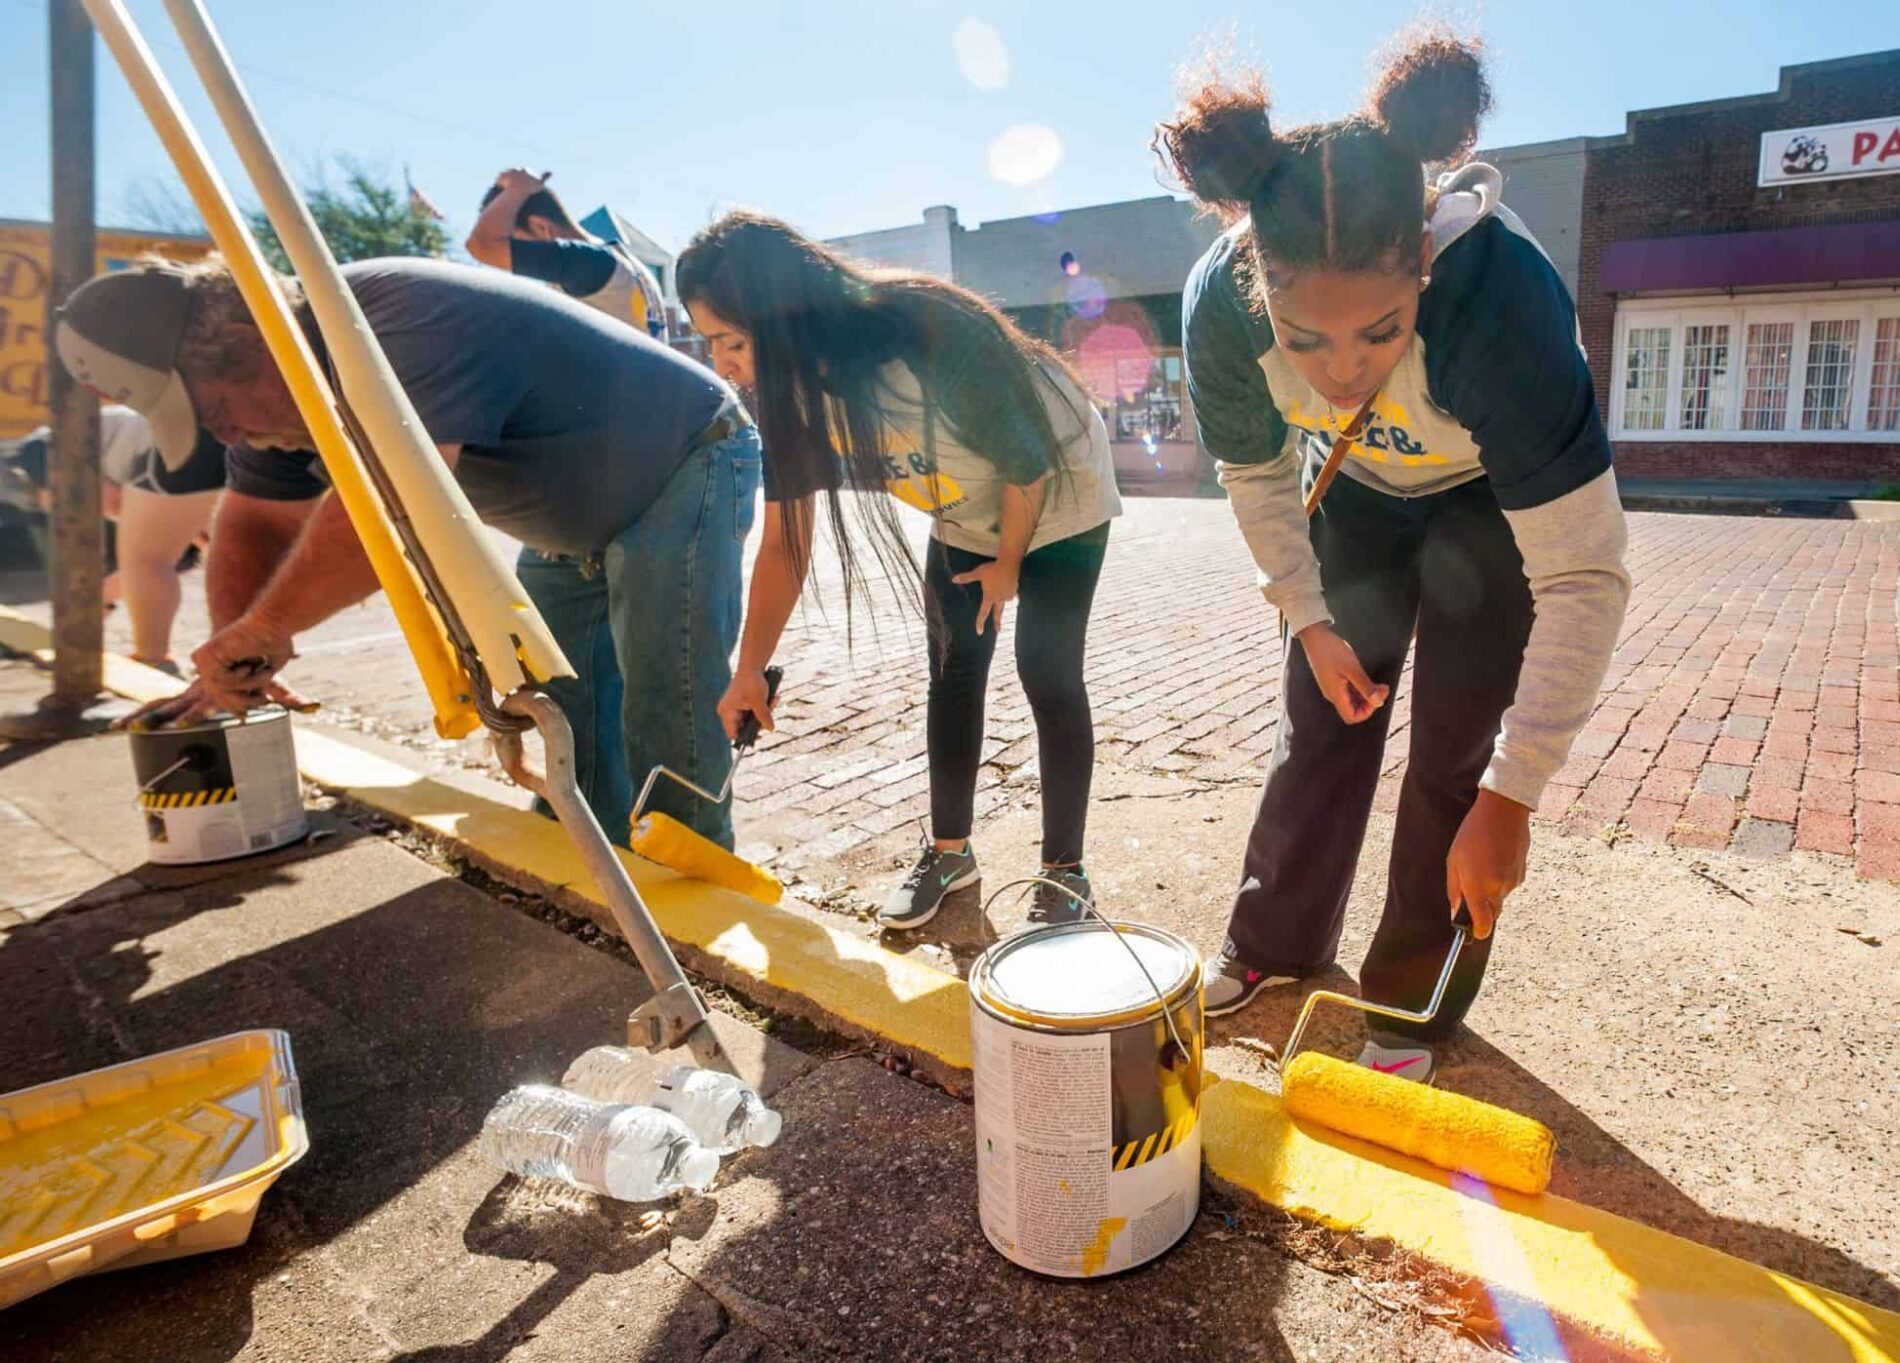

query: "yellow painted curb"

left=0, top=609, right=970, bottom=1074
left=1202, top=1079, right=1900, bottom=1363
left=285, top=725, right=972, bottom=1073
left=5, top=607, right=1895, bottom=1362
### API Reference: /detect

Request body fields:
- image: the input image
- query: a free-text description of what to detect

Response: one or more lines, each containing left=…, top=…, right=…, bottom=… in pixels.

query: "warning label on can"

left=971, top=1002, right=1199, bottom=1278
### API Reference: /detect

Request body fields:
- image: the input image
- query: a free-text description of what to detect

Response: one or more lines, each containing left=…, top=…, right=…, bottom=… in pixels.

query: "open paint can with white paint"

left=968, top=920, right=1204, bottom=1278
left=131, top=706, right=308, bottom=865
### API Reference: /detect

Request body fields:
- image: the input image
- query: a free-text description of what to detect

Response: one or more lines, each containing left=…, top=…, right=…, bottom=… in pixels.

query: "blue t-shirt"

left=227, top=258, right=732, bottom=553
left=506, top=238, right=619, bottom=299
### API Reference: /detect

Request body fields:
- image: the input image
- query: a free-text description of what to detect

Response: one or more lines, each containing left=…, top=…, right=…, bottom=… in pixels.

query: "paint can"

left=968, top=921, right=1204, bottom=1278
left=130, top=706, right=307, bottom=865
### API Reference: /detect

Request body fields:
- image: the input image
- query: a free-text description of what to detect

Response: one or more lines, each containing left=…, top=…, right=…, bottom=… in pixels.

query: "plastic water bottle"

left=478, top=1086, right=719, bottom=1201
left=561, top=1047, right=783, bottom=1154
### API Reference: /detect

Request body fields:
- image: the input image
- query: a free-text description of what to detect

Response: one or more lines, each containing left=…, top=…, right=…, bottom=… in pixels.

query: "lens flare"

left=1076, top=323, right=1154, bottom=401
left=1064, top=272, right=1107, bottom=320
left=988, top=124, right=1062, bottom=187
left=953, top=18, right=1010, bottom=92
left=1452, top=1174, right=1569, bottom=1361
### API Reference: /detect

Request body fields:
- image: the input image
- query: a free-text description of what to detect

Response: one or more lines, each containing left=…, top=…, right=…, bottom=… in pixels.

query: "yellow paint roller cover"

left=630, top=814, right=783, bottom=906
left=1280, top=1052, right=1555, bottom=1196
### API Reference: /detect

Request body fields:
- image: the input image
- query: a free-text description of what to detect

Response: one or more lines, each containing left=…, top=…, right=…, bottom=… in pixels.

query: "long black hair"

left=676, top=210, right=1088, bottom=621
left=1153, top=29, right=1491, bottom=289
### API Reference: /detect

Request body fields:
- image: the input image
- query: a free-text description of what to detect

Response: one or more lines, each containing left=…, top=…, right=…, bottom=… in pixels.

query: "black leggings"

left=925, top=524, right=1109, bottom=865
left=1223, top=474, right=1533, bottom=1041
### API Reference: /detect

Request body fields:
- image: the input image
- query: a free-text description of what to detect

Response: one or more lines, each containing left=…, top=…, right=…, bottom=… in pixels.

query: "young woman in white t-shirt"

left=677, top=212, right=1123, bottom=928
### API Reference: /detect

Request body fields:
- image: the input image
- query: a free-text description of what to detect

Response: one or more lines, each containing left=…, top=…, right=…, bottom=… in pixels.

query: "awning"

left=1598, top=220, right=1900, bottom=294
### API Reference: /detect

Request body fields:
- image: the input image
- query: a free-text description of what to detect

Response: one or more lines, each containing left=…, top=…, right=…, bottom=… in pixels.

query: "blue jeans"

left=516, top=424, right=762, bottom=850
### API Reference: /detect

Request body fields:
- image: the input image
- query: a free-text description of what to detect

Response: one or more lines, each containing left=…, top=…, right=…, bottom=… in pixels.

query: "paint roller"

left=1275, top=914, right=1557, bottom=1196
left=628, top=666, right=784, bottom=904
left=1272, top=397, right=1557, bottom=1198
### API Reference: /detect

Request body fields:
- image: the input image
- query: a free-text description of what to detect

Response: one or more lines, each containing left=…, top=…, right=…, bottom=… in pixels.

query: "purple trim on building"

left=1599, top=220, right=1900, bottom=294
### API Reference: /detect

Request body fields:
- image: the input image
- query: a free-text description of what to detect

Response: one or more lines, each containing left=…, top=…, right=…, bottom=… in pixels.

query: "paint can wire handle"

left=979, top=877, right=1193, bottom=1060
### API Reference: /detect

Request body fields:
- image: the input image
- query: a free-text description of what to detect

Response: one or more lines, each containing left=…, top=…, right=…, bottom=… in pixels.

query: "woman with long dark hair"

left=677, top=213, right=1122, bottom=929
left=1157, top=32, right=1630, bottom=1078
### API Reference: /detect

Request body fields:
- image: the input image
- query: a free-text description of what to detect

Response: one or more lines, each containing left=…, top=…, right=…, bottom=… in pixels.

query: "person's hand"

left=493, top=168, right=547, bottom=195
left=1297, top=623, right=1389, bottom=723
left=190, top=615, right=295, bottom=717
left=114, top=675, right=315, bottom=731
left=951, top=560, right=1021, bottom=635
left=1446, top=788, right=1532, bottom=940
left=717, top=667, right=777, bottom=742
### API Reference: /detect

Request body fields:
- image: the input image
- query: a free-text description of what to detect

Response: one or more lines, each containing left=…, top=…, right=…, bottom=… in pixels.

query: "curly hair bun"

left=1369, top=31, right=1491, bottom=164
left=1153, top=69, right=1281, bottom=210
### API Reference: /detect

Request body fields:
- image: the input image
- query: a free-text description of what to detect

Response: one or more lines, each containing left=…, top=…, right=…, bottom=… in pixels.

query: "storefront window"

left=1614, top=294, right=1898, bottom=441
left=1740, top=322, right=1794, bottom=431
left=1679, top=324, right=1731, bottom=431
left=1622, top=327, right=1671, bottom=431
left=1869, top=318, right=1900, bottom=433
left=1801, top=319, right=1860, bottom=432
left=1079, top=347, right=1186, bottom=446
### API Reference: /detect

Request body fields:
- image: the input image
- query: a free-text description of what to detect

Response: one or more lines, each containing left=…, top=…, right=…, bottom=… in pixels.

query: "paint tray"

left=0, top=1029, right=307, bottom=1310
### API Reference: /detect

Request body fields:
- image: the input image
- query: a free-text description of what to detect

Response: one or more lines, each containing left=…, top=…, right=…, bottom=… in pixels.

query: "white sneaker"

left=1357, top=1033, right=1434, bottom=1083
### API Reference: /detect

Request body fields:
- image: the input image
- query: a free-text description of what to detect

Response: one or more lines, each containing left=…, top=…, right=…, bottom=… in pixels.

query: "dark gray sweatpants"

left=1224, top=472, right=1534, bottom=1041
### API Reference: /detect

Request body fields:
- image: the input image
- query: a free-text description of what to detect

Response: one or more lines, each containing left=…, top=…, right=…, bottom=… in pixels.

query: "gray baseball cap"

left=54, top=264, right=200, bottom=471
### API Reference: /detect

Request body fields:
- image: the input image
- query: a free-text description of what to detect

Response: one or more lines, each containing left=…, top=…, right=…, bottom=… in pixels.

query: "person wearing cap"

left=59, top=254, right=762, bottom=850
left=466, top=169, right=669, bottom=340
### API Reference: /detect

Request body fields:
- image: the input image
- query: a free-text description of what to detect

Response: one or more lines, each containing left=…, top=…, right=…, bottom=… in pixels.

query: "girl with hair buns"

left=1157, top=31, right=1630, bottom=1078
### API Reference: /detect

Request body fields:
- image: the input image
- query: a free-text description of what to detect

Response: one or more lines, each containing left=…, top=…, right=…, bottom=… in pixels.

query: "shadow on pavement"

left=0, top=832, right=706, bottom=1362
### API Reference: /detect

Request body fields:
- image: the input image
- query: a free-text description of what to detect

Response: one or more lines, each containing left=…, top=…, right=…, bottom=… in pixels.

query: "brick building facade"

left=1579, top=52, right=1900, bottom=485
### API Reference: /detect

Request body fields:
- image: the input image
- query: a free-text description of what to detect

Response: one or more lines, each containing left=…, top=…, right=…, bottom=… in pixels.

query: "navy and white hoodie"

left=1182, top=163, right=1631, bottom=809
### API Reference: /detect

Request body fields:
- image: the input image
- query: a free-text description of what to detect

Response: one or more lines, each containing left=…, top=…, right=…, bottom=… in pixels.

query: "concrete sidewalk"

left=0, top=669, right=1492, bottom=1362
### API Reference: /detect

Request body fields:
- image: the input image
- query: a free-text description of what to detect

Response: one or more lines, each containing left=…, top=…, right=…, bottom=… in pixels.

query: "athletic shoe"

left=1028, top=866, right=1094, bottom=925
left=1357, top=1032, right=1435, bottom=1084
left=1203, top=943, right=1295, bottom=1017
left=878, top=840, right=979, bottom=930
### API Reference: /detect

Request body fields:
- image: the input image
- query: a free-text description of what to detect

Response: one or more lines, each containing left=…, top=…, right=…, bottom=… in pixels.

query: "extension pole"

left=0, top=0, right=117, bottom=739
left=161, top=0, right=570, bottom=697
left=76, top=0, right=487, bottom=738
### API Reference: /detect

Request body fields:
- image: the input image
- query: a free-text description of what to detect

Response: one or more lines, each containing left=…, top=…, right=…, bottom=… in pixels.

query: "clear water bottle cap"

left=676, top=1144, right=720, bottom=1191
left=742, top=1107, right=783, bottom=1148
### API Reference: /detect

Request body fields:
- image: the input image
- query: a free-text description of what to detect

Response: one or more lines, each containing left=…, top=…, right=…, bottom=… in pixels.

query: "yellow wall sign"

left=0, top=221, right=212, bottom=439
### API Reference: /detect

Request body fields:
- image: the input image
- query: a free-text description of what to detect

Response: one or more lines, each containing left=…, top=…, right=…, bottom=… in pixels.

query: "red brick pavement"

left=48, top=498, right=1900, bottom=881
left=738, top=501, right=1900, bottom=881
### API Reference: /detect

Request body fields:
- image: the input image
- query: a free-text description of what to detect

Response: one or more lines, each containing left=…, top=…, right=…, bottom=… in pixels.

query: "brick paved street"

left=35, top=496, right=1900, bottom=881
left=742, top=499, right=1900, bottom=882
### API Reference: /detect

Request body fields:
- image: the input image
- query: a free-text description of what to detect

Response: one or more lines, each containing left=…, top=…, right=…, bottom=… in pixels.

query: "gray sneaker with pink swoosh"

left=1357, top=1033, right=1435, bottom=1084
left=1202, top=942, right=1295, bottom=1016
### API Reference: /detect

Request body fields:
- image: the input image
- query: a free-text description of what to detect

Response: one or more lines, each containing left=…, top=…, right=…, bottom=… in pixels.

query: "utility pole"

left=1, top=0, right=121, bottom=738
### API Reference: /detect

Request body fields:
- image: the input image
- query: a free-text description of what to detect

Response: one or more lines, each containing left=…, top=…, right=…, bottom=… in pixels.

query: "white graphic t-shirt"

left=764, top=358, right=1122, bottom=557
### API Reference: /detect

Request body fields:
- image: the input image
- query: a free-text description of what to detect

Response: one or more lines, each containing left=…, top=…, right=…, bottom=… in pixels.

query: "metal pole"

left=49, top=0, right=102, bottom=700
left=1, top=0, right=121, bottom=738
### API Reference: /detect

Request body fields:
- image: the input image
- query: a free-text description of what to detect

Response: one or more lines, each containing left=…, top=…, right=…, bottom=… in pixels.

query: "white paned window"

left=1679, top=324, right=1731, bottom=431
left=1801, top=318, right=1859, bottom=431
left=1613, top=292, right=1900, bottom=441
left=1740, top=322, right=1794, bottom=431
left=1869, top=317, right=1900, bottom=432
left=1621, top=326, right=1671, bottom=431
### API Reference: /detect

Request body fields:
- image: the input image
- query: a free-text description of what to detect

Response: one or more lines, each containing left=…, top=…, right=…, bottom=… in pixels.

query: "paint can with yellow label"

left=130, top=706, right=308, bottom=865
left=968, top=920, right=1203, bottom=1277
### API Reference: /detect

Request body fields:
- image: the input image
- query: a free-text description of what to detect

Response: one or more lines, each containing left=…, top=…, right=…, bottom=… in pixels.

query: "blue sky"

left=2, top=1, right=1894, bottom=253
